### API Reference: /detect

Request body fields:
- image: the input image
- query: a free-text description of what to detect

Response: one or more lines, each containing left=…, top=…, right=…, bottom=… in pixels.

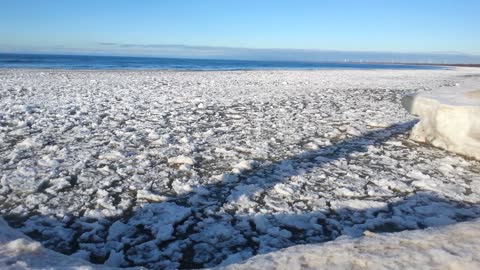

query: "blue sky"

left=1, top=0, right=479, bottom=62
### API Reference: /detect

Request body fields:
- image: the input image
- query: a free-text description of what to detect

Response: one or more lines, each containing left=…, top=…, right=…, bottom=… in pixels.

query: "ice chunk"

left=99, top=151, right=125, bottom=161
left=16, top=137, right=42, bottom=149
left=127, top=202, right=191, bottom=242
left=105, top=250, right=125, bottom=267
left=136, top=190, right=169, bottom=202
left=402, top=80, right=480, bottom=160
left=232, top=160, right=255, bottom=173
left=346, top=126, right=361, bottom=136
left=168, top=155, right=195, bottom=165
left=107, top=221, right=130, bottom=241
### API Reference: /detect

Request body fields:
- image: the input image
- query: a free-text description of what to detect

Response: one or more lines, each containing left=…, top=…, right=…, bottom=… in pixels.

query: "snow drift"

left=218, top=218, right=480, bottom=270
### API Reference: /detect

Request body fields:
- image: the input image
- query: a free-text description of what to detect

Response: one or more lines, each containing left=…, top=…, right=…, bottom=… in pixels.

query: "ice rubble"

left=1, top=68, right=480, bottom=269
left=402, top=79, right=480, bottom=160
left=2, top=214, right=480, bottom=270
left=0, top=217, right=116, bottom=269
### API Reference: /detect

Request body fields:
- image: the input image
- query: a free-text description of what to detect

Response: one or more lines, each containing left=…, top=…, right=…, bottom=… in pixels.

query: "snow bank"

left=402, top=79, right=480, bottom=160
left=217, top=218, right=480, bottom=270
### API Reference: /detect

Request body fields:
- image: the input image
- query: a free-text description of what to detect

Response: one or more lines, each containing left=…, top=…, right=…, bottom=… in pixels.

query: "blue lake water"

left=0, top=53, right=445, bottom=71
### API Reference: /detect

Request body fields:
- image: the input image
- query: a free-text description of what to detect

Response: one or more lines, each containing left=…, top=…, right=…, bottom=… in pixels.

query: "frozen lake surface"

left=1, top=68, right=480, bottom=269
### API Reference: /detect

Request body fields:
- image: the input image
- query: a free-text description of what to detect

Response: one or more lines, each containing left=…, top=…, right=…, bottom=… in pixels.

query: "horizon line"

left=1, top=43, right=480, bottom=64
left=2, top=52, right=479, bottom=66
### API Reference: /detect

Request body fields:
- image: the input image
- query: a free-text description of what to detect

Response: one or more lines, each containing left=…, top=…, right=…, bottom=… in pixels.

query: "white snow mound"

left=217, top=218, right=480, bottom=270
left=402, top=79, right=480, bottom=160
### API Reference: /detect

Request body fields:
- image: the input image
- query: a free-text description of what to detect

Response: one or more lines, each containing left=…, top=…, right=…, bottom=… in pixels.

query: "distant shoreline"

left=342, top=62, right=480, bottom=68
left=389, top=62, right=480, bottom=68
left=424, top=63, right=480, bottom=68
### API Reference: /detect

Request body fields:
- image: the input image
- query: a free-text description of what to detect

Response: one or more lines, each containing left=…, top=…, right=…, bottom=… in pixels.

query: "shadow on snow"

left=4, top=119, right=480, bottom=269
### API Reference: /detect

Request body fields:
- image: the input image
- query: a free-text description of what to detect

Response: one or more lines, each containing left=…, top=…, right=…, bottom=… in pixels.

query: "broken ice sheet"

left=1, top=68, right=480, bottom=269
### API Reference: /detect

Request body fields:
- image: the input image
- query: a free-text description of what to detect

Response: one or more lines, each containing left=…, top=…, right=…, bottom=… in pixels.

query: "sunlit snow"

left=1, top=68, right=480, bottom=269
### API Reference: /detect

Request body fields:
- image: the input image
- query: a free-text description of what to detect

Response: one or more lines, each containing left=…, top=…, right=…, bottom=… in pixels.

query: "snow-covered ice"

left=0, top=216, right=115, bottom=269
left=217, top=217, right=480, bottom=270
left=1, top=68, right=480, bottom=269
left=402, top=79, right=480, bottom=160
